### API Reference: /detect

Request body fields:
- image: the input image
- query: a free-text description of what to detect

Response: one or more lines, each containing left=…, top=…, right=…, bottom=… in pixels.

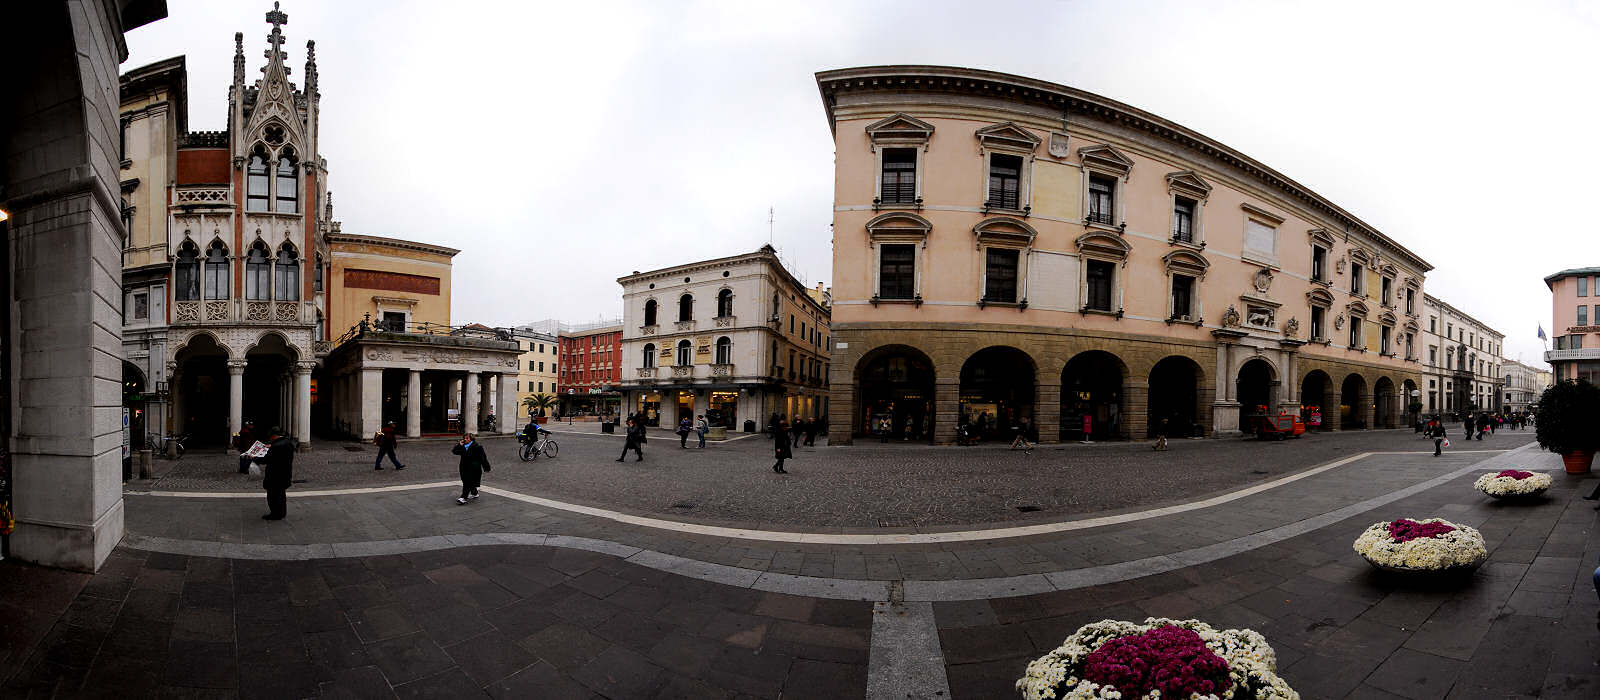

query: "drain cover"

left=342, top=446, right=364, bottom=452
left=1250, top=470, right=1270, bottom=475
left=1016, top=505, right=1041, bottom=513
left=670, top=502, right=695, bottom=509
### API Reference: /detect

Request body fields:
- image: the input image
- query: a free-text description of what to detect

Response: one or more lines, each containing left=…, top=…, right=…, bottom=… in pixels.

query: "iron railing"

left=1086, top=209, right=1115, bottom=226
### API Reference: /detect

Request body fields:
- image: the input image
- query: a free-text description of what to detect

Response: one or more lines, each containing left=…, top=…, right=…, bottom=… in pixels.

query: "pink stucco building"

left=1544, top=268, right=1600, bottom=384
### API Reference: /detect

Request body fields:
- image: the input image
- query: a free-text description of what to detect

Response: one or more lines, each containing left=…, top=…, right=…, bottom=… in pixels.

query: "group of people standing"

left=766, top=413, right=826, bottom=473
left=1422, top=411, right=1528, bottom=457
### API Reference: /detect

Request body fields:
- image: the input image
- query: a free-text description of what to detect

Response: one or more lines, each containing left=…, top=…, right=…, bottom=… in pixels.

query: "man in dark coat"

left=451, top=433, right=490, bottom=504
left=252, top=426, right=294, bottom=520
left=773, top=418, right=792, bottom=473
left=375, top=421, right=404, bottom=470
left=617, top=416, right=644, bottom=462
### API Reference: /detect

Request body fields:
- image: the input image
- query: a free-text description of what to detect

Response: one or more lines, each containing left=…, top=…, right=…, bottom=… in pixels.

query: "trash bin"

left=743, top=419, right=756, bottom=433
left=601, top=420, right=615, bottom=434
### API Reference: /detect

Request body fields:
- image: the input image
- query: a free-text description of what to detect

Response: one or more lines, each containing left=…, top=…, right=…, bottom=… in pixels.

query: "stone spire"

left=263, top=1, right=289, bottom=78
left=233, top=31, right=245, bottom=85
left=304, top=39, right=318, bottom=96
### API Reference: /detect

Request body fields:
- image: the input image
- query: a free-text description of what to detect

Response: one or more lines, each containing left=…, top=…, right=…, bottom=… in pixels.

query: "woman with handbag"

left=773, top=417, right=792, bottom=473
left=451, top=433, right=490, bottom=505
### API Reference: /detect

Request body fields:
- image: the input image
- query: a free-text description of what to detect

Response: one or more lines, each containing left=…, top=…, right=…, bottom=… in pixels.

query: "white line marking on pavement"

left=129, top=480, right=458, bottom=499
left=867, top=601, right=952, bottom=700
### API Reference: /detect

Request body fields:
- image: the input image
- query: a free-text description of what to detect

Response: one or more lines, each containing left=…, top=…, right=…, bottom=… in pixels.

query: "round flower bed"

left=1017, top=617, right=1298, bottom=700
left=1352, top=517, right=1486, bottom=573
left=1473, top=469, right=1553, bottom=499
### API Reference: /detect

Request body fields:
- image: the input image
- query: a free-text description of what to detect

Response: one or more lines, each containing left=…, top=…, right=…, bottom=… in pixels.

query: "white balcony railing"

left=172, top=299, right=313, bottom=326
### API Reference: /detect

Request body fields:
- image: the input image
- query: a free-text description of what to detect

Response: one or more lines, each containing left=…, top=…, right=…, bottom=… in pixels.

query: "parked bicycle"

left=518, top=432, right=558, bottom=461
left=146, top=432, right=189, bottom=459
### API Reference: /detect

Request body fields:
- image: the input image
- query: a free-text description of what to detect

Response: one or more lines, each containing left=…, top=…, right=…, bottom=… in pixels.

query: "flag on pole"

left=1537, top=325, right=1547, bottom=341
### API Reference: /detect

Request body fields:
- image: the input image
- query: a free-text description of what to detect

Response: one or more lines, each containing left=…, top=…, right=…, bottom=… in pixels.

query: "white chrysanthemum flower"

left=1352, top=518, right=1487, bottom=571
left=1473, top=471, right=1553, bottom=497
left=1016, top=618, right=1299, bottom=700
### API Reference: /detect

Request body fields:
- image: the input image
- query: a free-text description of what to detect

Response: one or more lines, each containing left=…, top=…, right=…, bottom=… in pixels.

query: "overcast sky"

left=127, top=0, right=1600, bottom=368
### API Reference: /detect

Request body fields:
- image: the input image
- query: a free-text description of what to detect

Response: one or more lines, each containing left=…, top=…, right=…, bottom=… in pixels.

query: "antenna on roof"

left=768, top=206, right=774, bottom=244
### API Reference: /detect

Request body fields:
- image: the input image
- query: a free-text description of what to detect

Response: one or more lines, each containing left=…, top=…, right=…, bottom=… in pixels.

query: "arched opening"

left=1236, top=358, right=1277, bottom=433
left=1374, top=377, right=1397, bottom=428
left=245, top=333, right=299, bottom=434
left=274, top=243, right=299, bottom=301
left=245, top=149, right=270, bottom=212
left=1300, top=370, right=1335, bottom=430
left=174, top=241, right=201, bottom=301
left=855, top=346, right=934, bottom=442
left=275, top=149, right=298, bottom=213
left=643, top=299, right=657, bottom=327
left=204, top=241, right=230, bottom=300
left=715, top=336, right=732, bottom=364
left=1149, top=355, right=1204, bottom=438
left=960, top=346, right=1035, bottom=441
left=244, top=241, right=271, bottom=300
left=675, top=339, right=692, bottom=366
left=678, top=294, right=694, bottom=322
left=173, top=334, right=230, bottom=446
left=1061, top=350, right=1124, bottom=441
left=642, top=343, right=656, bottom=369
left=1341, top=373, right=1368, bottom=429
left=1401, top=379, right=1420, bottom=427
left=716, top=289, right=733, bottom=317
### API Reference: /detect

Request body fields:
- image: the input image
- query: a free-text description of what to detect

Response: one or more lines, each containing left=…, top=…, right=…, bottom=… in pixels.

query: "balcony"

left=714, top=315, right=736, bottom=328
left=636, top=367, right=657, bottom=378
left=172, top=299, right=314, bottom=326
left=1085, top=209, right=1115, bottom=226
left=710, top=363, right=734, bottom=377
left=671, top=365, right=693, bottom=378
left=640, top=324, right=658, bottom=336
left=675, top=320, right=696, bottom=332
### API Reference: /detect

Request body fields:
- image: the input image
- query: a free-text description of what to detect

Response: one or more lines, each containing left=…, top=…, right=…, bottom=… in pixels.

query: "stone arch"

left=1374, top=376, right=1398, bottom=428
left=853, top=343, right=937, bottom=442
left=1340, top=373, right=1369, bottom=429
left=244, top=329, right=301, bottom=361
left=1149, top=355, right=1207, bottom=438
left=1060, top=349, right=1127, bottom=441
left=960, top=346, right=1037, bottom=440
left=1401, top=378, right=1420, bottom=425
left=1236, top=355, right=1280, bottom=432
left=1299, top=369, right=1336, bottom=431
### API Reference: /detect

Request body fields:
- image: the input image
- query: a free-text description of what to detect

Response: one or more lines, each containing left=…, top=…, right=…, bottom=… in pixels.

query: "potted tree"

left=521, top=393, right=558, bottom=424
left=1533, top=380, right=1600, bottom=474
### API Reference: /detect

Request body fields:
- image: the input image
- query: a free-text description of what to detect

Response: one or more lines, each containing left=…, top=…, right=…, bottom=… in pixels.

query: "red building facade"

left=558, top=325, right=623, bottom=415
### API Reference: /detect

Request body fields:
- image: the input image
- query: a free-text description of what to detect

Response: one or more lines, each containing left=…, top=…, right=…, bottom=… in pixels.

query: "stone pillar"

left=359, top=368, right=383, bottom=438
left=498, top=373, right=518, bottom=434
left=1211, top=343, right=1240, bottom=434
left=1360, top=392, right=1375, bottom=430
left=227, top=361, right=246, bottom=437
left=1035, top=374, right=1061, bottom=444
left=933, top=376, right=960, bottom=444
left=1122, top=378, right=1149, bottom=440
left=477, top=373, right=492, bottom=430
left=294, top=363, right=313, bottom=449
left=168, top=365, right=184, bottom=440
left=1325, top=385, right=1342, bottom=432
left=463, top=372, right=480, bottom=435
left=405, top=370, right=422, bottom=438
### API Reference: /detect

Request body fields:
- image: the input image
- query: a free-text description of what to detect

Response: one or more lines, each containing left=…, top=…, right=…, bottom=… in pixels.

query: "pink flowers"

left=1495, top=469, right=1534, bottom=480
left=1386, top=518, right=1456, bottom=543
left=1082, top=625, right=1231, bottom=698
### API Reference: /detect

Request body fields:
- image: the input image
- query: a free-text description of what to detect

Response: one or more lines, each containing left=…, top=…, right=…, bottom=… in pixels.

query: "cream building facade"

left=618, top=246, right=829, bottom=431
left=509, top=328, right=560, bottom=415
left=817, top=66, right=1431, bottom=444
left=1501, top=359, right=1549, bottom=413
left=1419, top=294, right=1504, bottom=416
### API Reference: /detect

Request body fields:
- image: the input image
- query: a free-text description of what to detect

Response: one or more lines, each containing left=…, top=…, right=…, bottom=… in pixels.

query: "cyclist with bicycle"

left=521, top=419, right=551, bottom=459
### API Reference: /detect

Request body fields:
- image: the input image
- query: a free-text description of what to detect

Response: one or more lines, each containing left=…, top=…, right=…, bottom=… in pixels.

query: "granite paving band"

left=866, top=601, right=952, bottom=700
left=119, top=442, right=1540, bottom=605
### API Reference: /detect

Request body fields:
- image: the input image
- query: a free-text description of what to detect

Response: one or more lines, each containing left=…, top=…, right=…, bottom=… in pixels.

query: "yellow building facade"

left=325, top=232, right=455, bottom=337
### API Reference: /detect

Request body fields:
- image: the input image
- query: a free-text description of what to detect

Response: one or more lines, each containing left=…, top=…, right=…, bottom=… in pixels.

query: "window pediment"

left=1162, top=249, right=1210, bottom=277
left=1348, top=248, right=1370, bottom=265
left=1075, top=230, right=1130, bottom=259
left=973, top=217, right=1036, bottom=248
left=974, top=122, right=1041, bottom=152
left=1403, top=319, right=1420, bottom=333
left=1348, top=299, right=1370, bottom=317
left=1240, top=202, right=1285, bottom=225
left=1306, top=287, right=1335, bottom=306
left=865, top=113, right=934, bottom=145
left=1077, top=143, right=1133, bottom=177
left=866, top=211, right=932, bottom=242
left=1379, top=263, right=1398, bottom=277
left=1307, top=227, right=1336, bottom=247
left=1404, top=276, right=1421, bottom=290
left=1165, top=170, right=1212, bottom=200
left=1379, top=310, right=1398, bottom=326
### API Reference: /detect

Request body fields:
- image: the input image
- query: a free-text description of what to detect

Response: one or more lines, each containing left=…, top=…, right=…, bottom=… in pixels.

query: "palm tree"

left=522, top=393, right=557, bottom=419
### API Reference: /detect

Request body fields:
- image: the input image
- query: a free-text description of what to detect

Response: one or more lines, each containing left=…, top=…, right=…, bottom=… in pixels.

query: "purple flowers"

left=1082, top=625, right=1231, bottom=698
left=1495, top=469, right=1534, bottom=480
left=1386, top=518, right=1456, bottom=543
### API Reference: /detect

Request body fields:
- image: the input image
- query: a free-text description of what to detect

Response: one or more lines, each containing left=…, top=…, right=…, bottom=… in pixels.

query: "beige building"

left=508, top=328, right=560, bottom=416
left=326, top=233, right=455, bottom=334
left=817, top=66, right=1431, bottom=444
left=1419, top=294, right=1504, bottom=416
left=618, top=246, right=829, bottom=431
left=1501, top=359, right=1549, bottom=414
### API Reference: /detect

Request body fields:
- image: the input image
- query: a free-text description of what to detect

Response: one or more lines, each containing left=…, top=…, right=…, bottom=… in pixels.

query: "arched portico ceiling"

left=245, top=330, right=301, bottom=360
left=1064, top=348, right=1130, bottom=377
left=972, top=216, right=1037, bottom=248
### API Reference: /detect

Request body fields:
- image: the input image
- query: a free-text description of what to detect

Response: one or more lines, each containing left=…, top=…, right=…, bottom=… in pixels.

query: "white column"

left=406, top=370, right=422, bottom=438
left=463, top=372, right=480, bottom=435
left=227, top=360, right=246, bottom=437
left=498, top=373, right=518, bottom=434
left=294, top=362, right=313, bottom=449
left=478, top=373, right=492, bottom=427
left=359, top=368, right=383, bottom=438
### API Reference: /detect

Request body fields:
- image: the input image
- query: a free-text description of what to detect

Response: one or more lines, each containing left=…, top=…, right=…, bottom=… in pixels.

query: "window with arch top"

left=245, top=152, right=270, bottom=212
left=715, top=336, right=732, bottom=364
left=275, top=150, right=298, bottom=213
left=245, top=241, right=271, bottom=300
left=275, top=244, right=300, bottom=301
left=676, top=339, right=692, bottom=366
left=678, top=294, right=693, bottom=322
left=175, top=241, right=201, bottom=301
left=204, top=241, right=230, bottom=300
left=314, top=253, right=324, bottom=292
left=716, top=289, right=733, bottom=317
left=643, top=299, right=657, bottom=326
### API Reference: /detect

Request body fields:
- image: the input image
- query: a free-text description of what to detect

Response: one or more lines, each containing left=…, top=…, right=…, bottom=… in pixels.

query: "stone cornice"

left=1421, top=293, right=1505, bottom=340
left=327, top=233, right=459, bottom=258
left=816, top=65, right=1433, bottom=274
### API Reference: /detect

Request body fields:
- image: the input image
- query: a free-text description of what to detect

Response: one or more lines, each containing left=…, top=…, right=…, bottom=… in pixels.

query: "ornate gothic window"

left=642, top=343, right=656, bottom=368
left=175, top=241, right=201, bottom=301
left=245, top=152, right=270, bottom=212
left=275, top=244, right=300, bottom=301
left=245, top=241, right=271, bottom=301
left=275, top=150, right=298, bottom=213
left=204, top=241, right=230, bottom=300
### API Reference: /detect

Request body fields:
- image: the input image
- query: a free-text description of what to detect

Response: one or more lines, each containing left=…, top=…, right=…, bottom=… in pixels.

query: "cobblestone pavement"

left=137, top=426, right=1529, bottom=529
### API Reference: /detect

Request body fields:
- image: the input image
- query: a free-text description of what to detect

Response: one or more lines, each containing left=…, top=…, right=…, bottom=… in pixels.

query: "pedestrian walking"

left=695, top=414, right=708, bottom=449
left=1010, top=416, right=1034, bottom=452
left=791, top=417, right=806, bottom=448
left=374, top=421, right=404, bottom=470
left=617, top=415, right=644, bottom=462
left=1462, top=413, right=1474, bottom=440
left=767, top=413, right=780, bottom=440
left=451, top=433, right=490, bottom=505
left=250, top=426, right=294, bottom=520
left=773, top=418, right=792, bottom=473
left=1428, top=419, right=1447, bottom=457
left=803, top=417, right=818, bottom=446
left=677, top=416, right=693, bottom=448
left=235, top=420, right=256, bottom=474
left=1153, top=417, right=1169, bottom=451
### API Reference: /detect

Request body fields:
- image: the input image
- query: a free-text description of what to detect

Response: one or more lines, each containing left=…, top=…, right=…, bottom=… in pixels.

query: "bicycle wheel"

left=542, top=440, right=558, bottom=458
left=173, top=442, right=185, bottom=459
left=519, top=442, right=534, bottom=462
